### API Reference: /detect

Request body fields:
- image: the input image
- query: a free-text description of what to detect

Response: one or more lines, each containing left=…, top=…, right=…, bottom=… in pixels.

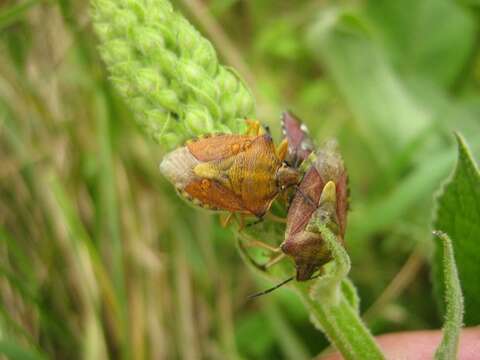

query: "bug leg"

left=244, top=119, right=262, bottom=136
left=276, top=138, right=289, bottom=161
left=245, top=216, right=264, bottom=228
left=220, top=212, right=235, bottom=228
left=237, top=214, right=247, bottom=231
left=237, top=236, right=268, bottom=271
left=237, top=233, right=285, bottom=271
left=279, top=189, right=290, bottom=206
left=263, top=124, right=271, bottom=136
left=245, top=212, right=286, bottom=227
left=238, top=239, right=285, bottom=272
left=263, top=253, right=286, bottom=269
left=243, top=239, right=281, bottom=253
left=266, top=212, right=287, bottom=223
left=220, top=213, right=250, bottom=231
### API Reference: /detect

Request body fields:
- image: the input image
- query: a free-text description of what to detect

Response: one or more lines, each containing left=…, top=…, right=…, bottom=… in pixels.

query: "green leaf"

left=433, top=133, right=480, bottom=326
left=349, top=149, right=455, bottom=241
left=341, top=278, right=360, bottom=313
left=365, top=0, right=476, bottom=87
left=432, top=231, right=464, bottom=360
left=307, top=9, right=431, bottom=165
left=0, top=340, right=46, bottom=360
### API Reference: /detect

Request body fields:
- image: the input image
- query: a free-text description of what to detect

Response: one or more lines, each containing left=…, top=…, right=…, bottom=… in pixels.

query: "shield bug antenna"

left=247, top=276, right=294, bottom=300
left=247, top=273, right=322, bottom=300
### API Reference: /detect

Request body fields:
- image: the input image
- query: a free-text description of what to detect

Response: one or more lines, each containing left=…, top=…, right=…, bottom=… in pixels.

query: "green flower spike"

left=91, top=0, right=256, bottom=149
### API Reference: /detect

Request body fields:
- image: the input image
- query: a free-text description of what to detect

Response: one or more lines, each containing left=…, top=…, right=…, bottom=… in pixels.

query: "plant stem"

left=433, top=231, right=463, bottom=360
left=298, top=287, right=385, bottom=360
left=300, top=223, right=385, bottom=360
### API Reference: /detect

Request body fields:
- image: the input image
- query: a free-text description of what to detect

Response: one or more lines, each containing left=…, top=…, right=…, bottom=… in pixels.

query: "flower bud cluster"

left=92, top=0, right=255, bottom=148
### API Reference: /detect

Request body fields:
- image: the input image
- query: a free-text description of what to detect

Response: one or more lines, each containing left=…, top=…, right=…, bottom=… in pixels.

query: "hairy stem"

left=301, top=223, right=385, bottom=360
left=433, top=231, right=463, bottom=360
left=300, top=288, right=384, bottom=360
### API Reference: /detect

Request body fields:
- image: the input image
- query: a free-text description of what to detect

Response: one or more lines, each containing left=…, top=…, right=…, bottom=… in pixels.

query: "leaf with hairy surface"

left=432, top=133, right=480, bottom=326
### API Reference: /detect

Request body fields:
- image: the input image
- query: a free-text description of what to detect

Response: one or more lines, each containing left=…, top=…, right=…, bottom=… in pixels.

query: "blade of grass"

left=307, top=8, right=431, bottom=167
left=48, top=175, right=119, bottom=348
left=0, top=0, right=42, bottom=30
left=264, top=302, right=310, bottom=360
left=0, top=340, right=46, bottom=360
left=94, top=88, right=126, bottom=308
left=91, top=80, right=134, bottom=360
left=173, top=223, right=201, bottom=360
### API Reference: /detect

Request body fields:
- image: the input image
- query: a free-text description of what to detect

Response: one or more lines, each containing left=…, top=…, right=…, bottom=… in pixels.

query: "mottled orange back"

left=223, top=135, right=282, bottom=217
left=181, top=133, right=298, bottom=218
left=183, top=178, right=247, bottom=213
left=187, top=134, right=256, bottom=162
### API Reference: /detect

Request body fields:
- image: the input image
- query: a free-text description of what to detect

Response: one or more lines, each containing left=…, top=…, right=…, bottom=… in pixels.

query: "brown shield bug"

left=281, top=139, right=348, bottom=281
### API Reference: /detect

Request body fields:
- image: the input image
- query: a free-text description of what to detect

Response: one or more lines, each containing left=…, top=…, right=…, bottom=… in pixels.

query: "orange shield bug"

left=281, top=139, right=348, bottom=281
left=160, top=120, right=302, bottom=220
left=281, top=111, right=314, bottom=167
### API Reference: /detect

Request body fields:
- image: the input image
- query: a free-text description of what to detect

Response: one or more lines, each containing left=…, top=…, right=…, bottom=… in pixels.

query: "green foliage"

left=433, top=134, right=480, bottom=326
left=0, top=340, right=46, bottom=360
left=0, top=0, right=40, bottom=30
left=92, top=0, right=255, bottom=149
left=432, top=231, right=464, bottom=360
left=307, top=8, right=431, bottom=161
left=365, top=0, right=476, bottom=88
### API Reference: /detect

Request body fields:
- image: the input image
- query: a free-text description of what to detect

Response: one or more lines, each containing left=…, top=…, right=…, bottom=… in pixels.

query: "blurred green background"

left=1, top=0, right=480, bottom=359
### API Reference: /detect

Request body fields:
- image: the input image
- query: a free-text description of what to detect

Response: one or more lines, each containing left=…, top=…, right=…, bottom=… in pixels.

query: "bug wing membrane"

left=281, top=111, right=314, bottom=166
left=285, top=167, right=324, bottom=237
left=159, top=146, right=200, bottom=190
left=159, top=145, right=247, bottom=212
